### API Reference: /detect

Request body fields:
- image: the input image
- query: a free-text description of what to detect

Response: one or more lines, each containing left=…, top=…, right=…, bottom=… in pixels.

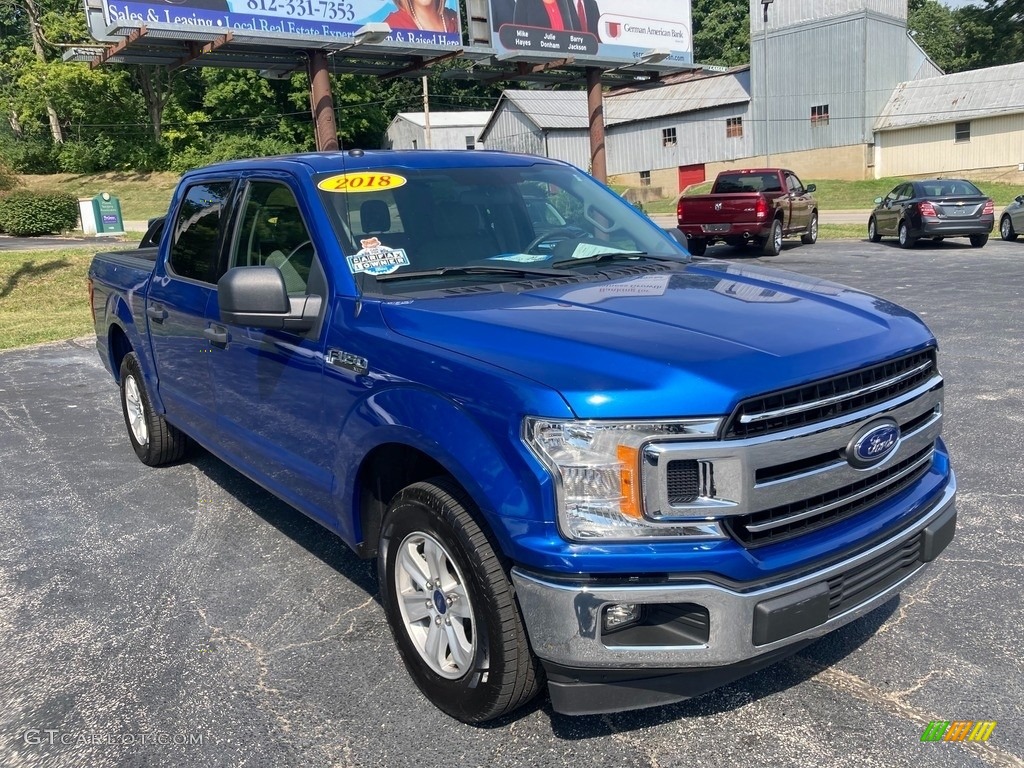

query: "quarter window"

left=954, top=122, right=971, bottom=142
left=662, top=127, right=677, bottom=147
left=168, top=181, right=233, bottom=284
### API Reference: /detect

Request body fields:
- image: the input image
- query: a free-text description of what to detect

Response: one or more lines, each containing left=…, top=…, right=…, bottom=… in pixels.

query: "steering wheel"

left=524, top=226, right=586, bottom=255
left=282, top=239, right=313, bottom=266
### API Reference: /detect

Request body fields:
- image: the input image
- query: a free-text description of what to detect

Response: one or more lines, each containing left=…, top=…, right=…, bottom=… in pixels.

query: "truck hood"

left=378, top=261, right=935, bottom=419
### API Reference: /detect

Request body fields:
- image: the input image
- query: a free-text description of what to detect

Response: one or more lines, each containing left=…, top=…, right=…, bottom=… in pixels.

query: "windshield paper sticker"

left=317, top=172, right=407, bottom=193
left=487, top=253, right=552, bottom=263
left=569, top=243, right=633, bottom=259
left=348, top=238, right=410, bottom=276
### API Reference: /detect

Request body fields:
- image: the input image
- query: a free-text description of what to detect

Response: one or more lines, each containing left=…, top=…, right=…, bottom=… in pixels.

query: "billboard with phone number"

left=488, top=0, right=691, bottom=65
left=98, top=0, right=462, bottom=47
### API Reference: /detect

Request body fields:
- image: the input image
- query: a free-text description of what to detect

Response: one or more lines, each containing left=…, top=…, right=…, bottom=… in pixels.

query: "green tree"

left=692, top=0, right=749, bottom=67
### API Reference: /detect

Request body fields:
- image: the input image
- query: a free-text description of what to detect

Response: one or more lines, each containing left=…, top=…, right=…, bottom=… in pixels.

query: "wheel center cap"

left=432, top=590, right=447, bottom=614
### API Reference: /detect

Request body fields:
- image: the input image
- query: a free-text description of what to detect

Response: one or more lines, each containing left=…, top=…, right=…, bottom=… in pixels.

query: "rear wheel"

left=800, top=212, right=818, bottom=245
left=762, top=219, right=783, bottom=256
left=378, top=478, right=542, bottom=723
left=119, top=352, right=188, bottom=466
left=686, top=237, right=707, bottom=256
left=970, top=234, right=989, bottom=248
left=1001, top=215, right=1018, bottom=241
left=868, top=217, right=882, bottom=243
left=898, top=221, right=916, bottom=249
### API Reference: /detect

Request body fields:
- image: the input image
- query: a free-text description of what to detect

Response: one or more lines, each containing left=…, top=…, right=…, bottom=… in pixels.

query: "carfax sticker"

left=347, top=240, right=410, bottom=276
left=317, top=172, right=407, bottom=193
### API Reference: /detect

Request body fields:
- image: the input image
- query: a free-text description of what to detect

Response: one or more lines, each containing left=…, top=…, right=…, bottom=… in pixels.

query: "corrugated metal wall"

left=606, top=104, right=752, bottom=176
left=875, top=113, right=1024, bottom=177
left=385, top=121, right=483, bottom=150
left=546, top=131, right=591, bottom=171
left=751, top=10, right=910, bottom=157
left=749, top=0, right=905, bottom=33
left=482, top=104, right=546, bottom=157
left=385, top=119, right=421, bottom=150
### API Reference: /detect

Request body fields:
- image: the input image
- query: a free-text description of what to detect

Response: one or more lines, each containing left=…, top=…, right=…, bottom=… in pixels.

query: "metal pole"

left=586, top=67, right=607, bottom=183
left=308, top=50, right=339, bottom=151
left=762, top=5, right=770, bottom=166
left=422, top=75, right=432, bottom=149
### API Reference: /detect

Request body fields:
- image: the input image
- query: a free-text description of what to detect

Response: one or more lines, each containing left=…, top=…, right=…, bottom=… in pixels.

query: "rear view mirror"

left=218, top=266, right=321, bottom=332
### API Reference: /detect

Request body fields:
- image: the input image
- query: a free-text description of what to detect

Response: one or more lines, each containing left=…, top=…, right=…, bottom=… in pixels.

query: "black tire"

left=686, top=236, right=707, bottom=256
left=1000, top=215, right=1018, bottom=241
left=119, top=352, right=188, bottom=466
left=868, top=217, right=882, bottom=243
left=932, top=237, right=944, bottom=242
left=378, top=478, right=542, bottom=723
left=970, top=234, right=989, bottom=248
left=800, top=212, right=818, bottom=245
left=898, top=221, right=916, bottom=249
left=762, top=219, right=783, bottom=256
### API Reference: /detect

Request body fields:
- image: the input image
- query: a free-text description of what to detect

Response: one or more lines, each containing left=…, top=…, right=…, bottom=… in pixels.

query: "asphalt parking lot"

left=1, top=236, right=1022, bottom=768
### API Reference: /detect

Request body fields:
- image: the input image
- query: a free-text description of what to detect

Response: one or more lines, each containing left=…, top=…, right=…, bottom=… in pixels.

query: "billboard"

left=97, top=0, right=462, bottom=47
left=489, top=0, right=691, bottom=65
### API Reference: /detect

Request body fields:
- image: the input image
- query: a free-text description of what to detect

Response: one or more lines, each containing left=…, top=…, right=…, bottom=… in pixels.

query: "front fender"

left=334, top=386, right=557, bottom=560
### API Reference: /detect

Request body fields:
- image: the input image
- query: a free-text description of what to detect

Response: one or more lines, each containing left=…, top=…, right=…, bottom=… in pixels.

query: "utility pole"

left=308, top=50, right=339, bottom=151
left=762, top=0, right=772, bottom=165
left=586, top=67, right=606, bottom=183
left=422, top=75, right=432, bottom=149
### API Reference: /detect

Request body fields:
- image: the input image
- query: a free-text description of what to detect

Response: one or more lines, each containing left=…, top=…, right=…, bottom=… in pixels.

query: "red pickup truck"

left=676, top=168, right=818, bottom=256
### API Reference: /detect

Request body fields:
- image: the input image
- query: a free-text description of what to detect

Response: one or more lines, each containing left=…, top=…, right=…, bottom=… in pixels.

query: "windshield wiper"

left=374, top=265, right=566, bottom=282
left=551, top=252, right=680, bottom=269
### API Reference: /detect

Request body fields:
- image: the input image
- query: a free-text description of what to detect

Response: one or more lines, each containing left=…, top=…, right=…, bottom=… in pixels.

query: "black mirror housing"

left=218, top=266, right=320, bottom=332
left=805, top=183, right=816, bottom=193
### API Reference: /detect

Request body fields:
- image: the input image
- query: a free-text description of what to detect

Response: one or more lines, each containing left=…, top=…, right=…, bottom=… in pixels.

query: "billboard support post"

left=587, top=67, right=606, bottom=183
left=308, top=50, right=339, bottom=152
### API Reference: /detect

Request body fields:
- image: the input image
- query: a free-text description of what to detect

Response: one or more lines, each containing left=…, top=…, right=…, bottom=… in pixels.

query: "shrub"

left=0, top=191, right=80, bottom=236
left=0, top=162, right=16, bottom=192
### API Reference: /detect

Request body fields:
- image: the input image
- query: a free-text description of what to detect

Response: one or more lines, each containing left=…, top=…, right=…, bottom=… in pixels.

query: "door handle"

left=203, top=325, right=229, bottom=347
left=146, top=304, right=167, bottom=323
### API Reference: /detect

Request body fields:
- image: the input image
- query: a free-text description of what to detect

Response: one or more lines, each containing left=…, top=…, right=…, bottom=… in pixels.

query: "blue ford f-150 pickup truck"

left=89, top=150, right=956, bottom=723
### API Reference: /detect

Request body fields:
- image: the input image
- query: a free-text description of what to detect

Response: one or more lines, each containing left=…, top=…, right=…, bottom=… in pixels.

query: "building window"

left=811, top=104, right=830, bottom=126
left=465, top=135, right=476, bottom=150
left=639, top=171, right=651, bottom=187
left=954, top=122, right=971, bottom=143
left=662, top=127, right=677, bottom=147
left=726, top=117, right=743, bottom=138
left=411, top=139, right=418, bottom=149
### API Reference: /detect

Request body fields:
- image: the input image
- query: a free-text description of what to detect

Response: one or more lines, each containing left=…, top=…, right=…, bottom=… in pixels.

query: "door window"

left=786, top=174, right=803, bottom=194
left=168, top=181, right=233, bottom=283
left=231, top=182, right=318, bottom=295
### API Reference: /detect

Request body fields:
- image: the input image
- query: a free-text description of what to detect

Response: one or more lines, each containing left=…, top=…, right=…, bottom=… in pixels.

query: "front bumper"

left=512, top=480, right=955, bottom=715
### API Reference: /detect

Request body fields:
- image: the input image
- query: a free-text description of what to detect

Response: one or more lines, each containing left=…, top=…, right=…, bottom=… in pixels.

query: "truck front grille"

left=725, top=349, right=937, bottom=439
left=725, top=446, right=934, bottom=547
left=827, top=532, right=923, bottom=617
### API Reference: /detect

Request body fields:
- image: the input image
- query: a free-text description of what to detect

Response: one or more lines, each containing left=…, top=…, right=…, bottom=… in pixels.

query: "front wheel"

left=1001, top=216, right=1018, bottom=241
left=868, top=217, right=882, bottom=243
left=762, top=219, right=783, bottom=256
left=800, top=212, right=818, bottom=245
left=119, top=352, right=188, bottom=466
left=378, top=478, right=542, bottom=723
left=970, top=234, right=989, bottom=248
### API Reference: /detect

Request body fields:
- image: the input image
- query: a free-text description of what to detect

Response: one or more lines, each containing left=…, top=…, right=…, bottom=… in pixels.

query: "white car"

left=999, top=194, right=1024, bottom=241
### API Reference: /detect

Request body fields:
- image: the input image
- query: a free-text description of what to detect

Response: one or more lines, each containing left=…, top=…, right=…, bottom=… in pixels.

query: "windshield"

left=314, top=163, right=688, bottom=293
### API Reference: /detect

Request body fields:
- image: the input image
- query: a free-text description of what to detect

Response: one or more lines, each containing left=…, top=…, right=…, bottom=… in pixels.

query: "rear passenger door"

left=207, top=178, right=336, bottom=521
left=147, top=178, right=234, bottom=445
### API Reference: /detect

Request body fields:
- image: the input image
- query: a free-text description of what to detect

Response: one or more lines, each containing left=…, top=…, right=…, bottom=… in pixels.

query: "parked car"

left=88, top=150, right=955, bottom=723
left=999, top=193, right=1024, bottom=241
left=868, top=179, right=994, bottom=248
left=676, top=168, right=818, bottom=256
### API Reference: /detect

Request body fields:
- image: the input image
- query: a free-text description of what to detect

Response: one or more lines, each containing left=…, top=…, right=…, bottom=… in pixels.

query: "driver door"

left=206, top=178, right=336, bottom=520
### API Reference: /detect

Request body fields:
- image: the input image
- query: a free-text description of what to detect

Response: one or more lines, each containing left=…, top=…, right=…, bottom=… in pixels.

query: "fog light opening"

left=603, top=603, right=643, bottom=632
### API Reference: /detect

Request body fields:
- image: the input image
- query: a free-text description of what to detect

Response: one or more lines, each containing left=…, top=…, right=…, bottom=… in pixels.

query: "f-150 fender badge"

left=327, top=348, right=369, bottom=375
left=847, top=419, right=900, bottom=469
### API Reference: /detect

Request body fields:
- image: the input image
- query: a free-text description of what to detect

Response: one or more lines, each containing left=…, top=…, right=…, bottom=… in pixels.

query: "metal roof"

left=488, top=71, right=751, bottom=135
left=394, top=111, right=493, bottom=129
left=875, top=61, right=1024, bottom=131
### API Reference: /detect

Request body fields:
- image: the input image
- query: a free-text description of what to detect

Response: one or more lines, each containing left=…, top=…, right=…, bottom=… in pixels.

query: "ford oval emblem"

left=847, top=420, right=900, bottom=469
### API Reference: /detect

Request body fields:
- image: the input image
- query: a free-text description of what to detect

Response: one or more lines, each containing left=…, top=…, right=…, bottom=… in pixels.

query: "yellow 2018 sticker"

left=317, top=172, right=407, bottom=193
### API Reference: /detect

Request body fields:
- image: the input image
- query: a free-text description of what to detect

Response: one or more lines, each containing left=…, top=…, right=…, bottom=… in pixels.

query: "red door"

left=677, top=164, right=706, bottom=194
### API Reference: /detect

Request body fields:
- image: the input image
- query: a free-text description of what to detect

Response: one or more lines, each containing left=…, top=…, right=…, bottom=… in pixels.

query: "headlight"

left=523, top=417, right=725, bottom=541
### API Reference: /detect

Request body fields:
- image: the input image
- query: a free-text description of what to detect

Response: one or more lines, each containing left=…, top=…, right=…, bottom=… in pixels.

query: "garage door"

left=677, top=164, right=706, bottom=193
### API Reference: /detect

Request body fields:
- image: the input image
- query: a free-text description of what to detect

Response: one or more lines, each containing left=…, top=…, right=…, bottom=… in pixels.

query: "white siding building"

left=384, top=112, right=492, bottom=151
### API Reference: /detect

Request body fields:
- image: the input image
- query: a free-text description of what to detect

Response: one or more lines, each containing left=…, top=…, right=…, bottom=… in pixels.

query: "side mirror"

left=1016, top=194, right=1024, bottom=204
left=874, top=197, right=883, bottom=205
left=663, top=227, right=688, bottom=246
left=218, top=266, right=321, bottom=332
left=805, top=183, right=816, bottom=193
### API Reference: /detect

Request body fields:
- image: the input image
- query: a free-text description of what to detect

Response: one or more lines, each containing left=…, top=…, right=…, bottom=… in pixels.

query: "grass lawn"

left=818, top=223, right=866, bottom=240
left=0, top=246, right=132, bottom=350
left=646, top=176, right=1022, bottom=212
left=15, top=172, right=180, bottom=223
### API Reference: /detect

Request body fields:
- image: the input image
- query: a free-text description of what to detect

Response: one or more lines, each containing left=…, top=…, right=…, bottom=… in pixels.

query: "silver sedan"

left=1000, top=194, right=1024, bottom=241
